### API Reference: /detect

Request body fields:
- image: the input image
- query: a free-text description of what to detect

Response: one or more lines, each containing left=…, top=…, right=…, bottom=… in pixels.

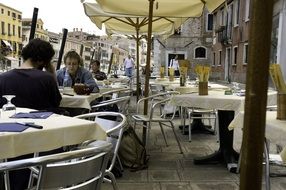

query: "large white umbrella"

left=82, top=1, right=187, bottom=101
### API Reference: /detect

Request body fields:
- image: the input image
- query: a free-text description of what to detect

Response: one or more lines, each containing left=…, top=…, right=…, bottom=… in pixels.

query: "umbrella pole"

left=142, top=0, right=155, bottom=146
left=136, top=27, right=140, bottom=102
left=240, top=0, right=274, bottom=189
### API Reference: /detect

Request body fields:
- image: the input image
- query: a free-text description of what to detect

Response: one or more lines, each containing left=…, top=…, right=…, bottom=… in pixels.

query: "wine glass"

left=2, top=95, right=16, bottom=118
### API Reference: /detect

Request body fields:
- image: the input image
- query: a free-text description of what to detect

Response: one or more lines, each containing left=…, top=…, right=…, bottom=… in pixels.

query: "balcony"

left=215, top=25, right=226, bottom=33
left=216, top=25, right=232, bottom=46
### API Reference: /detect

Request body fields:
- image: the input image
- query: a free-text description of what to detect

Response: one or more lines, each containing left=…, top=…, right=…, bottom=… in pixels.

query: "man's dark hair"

left=21, top=38, right=55, bottom=64
left=91, top=60, right=100, bottom=66
left=64, top=50, right=81, bottom=64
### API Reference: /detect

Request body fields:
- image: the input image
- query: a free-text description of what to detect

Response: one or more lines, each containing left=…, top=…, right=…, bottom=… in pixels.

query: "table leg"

left=193, top=110, right=239, bottom=172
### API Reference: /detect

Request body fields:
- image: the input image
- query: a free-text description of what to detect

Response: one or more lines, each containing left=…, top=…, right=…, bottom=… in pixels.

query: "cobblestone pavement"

left=102, top=94, right=286, bottom=190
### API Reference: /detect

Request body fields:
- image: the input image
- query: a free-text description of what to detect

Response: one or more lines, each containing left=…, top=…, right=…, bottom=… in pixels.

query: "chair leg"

left=116, top=155, right=124, bottom=172
left=188, top=111, right=193, bottom=142
left=170, top=121, right=183, bottom=154
left=159, top=122, right=168, bottom=146
left=3, top=170, right=10, bottom=190
left=104, top=171, right=119, bottom=190
left=214, top=112, right=219, bottom=143
left=264, top=139, right=271, bottom=190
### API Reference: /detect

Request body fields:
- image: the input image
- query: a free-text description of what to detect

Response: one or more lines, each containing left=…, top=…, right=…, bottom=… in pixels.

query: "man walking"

left=124, top=55, right=134, bottom=77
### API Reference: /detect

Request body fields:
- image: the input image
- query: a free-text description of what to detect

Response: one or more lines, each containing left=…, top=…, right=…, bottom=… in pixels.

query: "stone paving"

left=101, top=96, right=286, bottom=190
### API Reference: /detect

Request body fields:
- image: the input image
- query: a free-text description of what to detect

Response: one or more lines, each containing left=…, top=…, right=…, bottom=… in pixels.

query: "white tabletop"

left=0, top=108, right=106, bottom=159
left=60, top=93, right=101, bottom=110
left=170, top=90, right=277, bottom=115
left=167, top=83, right=229, bottom=94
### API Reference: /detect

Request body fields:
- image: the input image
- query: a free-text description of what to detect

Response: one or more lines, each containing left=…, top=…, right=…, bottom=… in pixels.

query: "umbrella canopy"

left=97, top=0, right=225, bottom=17
left=82, top=1, right=186, bottom=36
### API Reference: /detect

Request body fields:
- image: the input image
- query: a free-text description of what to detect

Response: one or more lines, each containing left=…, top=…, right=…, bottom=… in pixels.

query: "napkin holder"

left=169, top=68, right=175, bottom=81
left=199, top=82, right=208, bottom=95
left=277, top=93, right=286, bottom=120
left=160, top=66, right=165, bottom=78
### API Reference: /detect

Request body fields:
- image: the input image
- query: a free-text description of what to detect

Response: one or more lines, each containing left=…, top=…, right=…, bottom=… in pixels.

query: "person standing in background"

left=169, top=55, right=180, bottom=76
left=124, top=55, right=134, bottom=77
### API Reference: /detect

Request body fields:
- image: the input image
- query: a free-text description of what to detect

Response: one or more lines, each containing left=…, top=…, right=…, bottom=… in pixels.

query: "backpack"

left=118, top=126, right=149, bottom=171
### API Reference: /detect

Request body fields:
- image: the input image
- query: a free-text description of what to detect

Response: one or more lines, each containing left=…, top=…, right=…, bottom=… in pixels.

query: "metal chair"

left=132, top=91, right=183, bottom=153
left=0, top=141, right=112, bottom=190
left=75, top=112, right=127, bottom=190
left=264, top=139, right=286, bottom=190
left=187, top=108, right=218, bottom=142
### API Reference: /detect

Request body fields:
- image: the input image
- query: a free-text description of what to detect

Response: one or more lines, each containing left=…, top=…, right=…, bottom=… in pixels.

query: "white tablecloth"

left=170, top=90, right=277, bottom=115
left=229, top=111, right=286, bottom=161
left=60, top=93, right=101, bottom=110
left=0, top=108, right=106, bottom=159
left=167, top=83, right=229, bottom=94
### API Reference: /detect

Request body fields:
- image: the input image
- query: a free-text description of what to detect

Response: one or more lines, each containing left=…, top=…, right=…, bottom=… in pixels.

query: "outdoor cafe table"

left=0, top=108, right=106, bottom=160
left=60, top=93, right=101, bottom=110
left=229, top=110, right=286, bottom=162
left=170, top=90, right=277, bottom=171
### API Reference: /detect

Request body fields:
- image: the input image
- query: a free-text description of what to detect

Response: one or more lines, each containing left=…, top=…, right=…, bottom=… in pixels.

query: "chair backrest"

left=92, top=96, right=131, bottom=115
left=101, top=88, right=132, bottom=100
left=75, top=112, right=127, bottom=173
left=136, top=91, right=179, bottom=115
left=0, top=141, right=112, bottom=190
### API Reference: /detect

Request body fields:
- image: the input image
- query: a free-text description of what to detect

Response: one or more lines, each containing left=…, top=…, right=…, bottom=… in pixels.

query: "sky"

left=1, top=0, right=106, bottom=35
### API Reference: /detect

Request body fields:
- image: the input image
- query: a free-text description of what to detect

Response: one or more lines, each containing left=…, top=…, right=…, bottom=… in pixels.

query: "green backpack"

left=118, top=126, right=149, bottom=171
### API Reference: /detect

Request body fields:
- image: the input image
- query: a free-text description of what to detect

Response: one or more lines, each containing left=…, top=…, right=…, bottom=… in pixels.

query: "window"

left=12, top=12, right=16, bottom=19
left=218, top=50, right=222, bottom=65
left=8, top=23, right=11, bottom=36
left=194, top=46, right=207, bottom=59
left=213, top=52, right=216, bottom=66
left=206, top=14, right=213, bottom=31
left=243, top=43, right=248, bottom=64
left=1, top=9, right=4, bottom=14
left=8, top=11, right=10, bottom=16
left=233, top=46, right=238, bottom=65
left=245, top=0, right=250, bottom=21
left=233, top=0, right=240, bottom=26
left=12, top=25, right=15, bottom=36
left=18, top=26, right=21, bottom=38
left=1, top=22, right=5, bottom=34
left=18, top=15, right=21, bottom=20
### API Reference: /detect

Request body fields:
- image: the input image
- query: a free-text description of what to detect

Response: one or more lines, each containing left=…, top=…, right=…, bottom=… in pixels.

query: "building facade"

left=0, top=3, right=22, bottom=69
left=153, top=10, right=214, bottom=79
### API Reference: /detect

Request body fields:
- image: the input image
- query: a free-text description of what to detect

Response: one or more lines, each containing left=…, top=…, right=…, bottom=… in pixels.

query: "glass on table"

left=1, top=95, right=16, bottom=118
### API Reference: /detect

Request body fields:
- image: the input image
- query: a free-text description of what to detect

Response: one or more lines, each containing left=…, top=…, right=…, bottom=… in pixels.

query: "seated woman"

left=0, top=38, right=62, bottom=190
left=56, top=51, right=99, bottom=93
left=90, top=60, right=107, bottom=81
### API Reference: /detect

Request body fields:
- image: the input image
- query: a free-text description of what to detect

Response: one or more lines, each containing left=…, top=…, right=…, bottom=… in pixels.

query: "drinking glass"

left=2, top=95, right=16, bottom=118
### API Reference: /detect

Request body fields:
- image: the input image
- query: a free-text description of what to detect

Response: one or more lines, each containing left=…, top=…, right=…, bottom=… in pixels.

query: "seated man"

left=56, top=51, right=99, bottom=93
left=90, top=60, right=107, bottom=81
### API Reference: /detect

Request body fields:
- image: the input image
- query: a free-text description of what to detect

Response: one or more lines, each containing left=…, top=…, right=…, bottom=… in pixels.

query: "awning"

left=5, top=56, right=18, bottom=61
left=1, top=40, right=13, bottom=51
